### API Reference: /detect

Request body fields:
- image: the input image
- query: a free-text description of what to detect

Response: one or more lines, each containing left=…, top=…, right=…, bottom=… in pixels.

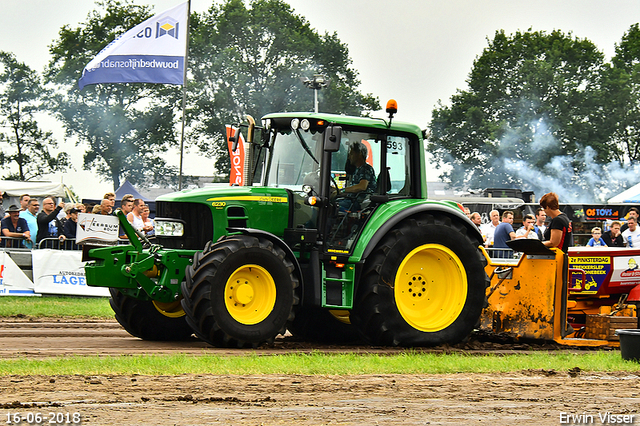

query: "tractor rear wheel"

left=182, top=235, right=299, bottom=348
left=109, top=288, right=194, bottom=341
left=350, top=213, right=488, bottom=346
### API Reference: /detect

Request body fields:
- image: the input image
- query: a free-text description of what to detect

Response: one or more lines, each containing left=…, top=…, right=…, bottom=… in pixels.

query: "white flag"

left=78, top=2, right=188, bottom=89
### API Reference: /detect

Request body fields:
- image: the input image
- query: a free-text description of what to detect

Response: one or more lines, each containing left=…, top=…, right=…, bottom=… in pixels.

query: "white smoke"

left=502, top=118, right=640, bottom=203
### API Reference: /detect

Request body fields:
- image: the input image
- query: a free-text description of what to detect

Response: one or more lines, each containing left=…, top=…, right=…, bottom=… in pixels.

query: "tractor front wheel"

left=182, top=235, right=299, bottom=348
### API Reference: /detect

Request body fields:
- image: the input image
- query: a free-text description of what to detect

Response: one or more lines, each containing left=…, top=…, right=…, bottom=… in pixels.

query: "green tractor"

left=84, top=102, right=489, bottom=347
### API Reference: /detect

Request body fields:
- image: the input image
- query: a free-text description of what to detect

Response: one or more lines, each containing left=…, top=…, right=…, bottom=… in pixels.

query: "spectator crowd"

left=1, top=192, right=155, bottom=249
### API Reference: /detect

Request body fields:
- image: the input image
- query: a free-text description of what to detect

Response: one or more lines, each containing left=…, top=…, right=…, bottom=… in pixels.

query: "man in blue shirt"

left=19, top=199, right=39, bottom=248
left=492, top=210, right=516, bottom=258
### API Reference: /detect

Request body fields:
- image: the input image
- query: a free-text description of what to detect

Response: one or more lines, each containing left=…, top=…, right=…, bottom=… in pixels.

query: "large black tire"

left=350, top=213, right=488, bottom=346
left=109, top=288, right=194, bottom=341
left=288, top=308, right=362, bottom=344
left=181, top=235, right=299, bottom=348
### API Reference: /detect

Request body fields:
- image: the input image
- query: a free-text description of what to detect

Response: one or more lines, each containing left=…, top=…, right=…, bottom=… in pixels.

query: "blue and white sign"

left=78, top=2, right=188, bottom=89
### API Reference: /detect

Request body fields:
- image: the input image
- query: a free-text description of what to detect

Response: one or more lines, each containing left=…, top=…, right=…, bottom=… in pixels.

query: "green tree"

left=428, top=29, right=613, bottom=201
left=608, top=23, right=640, bottom=166
left=45, top=0, right=181, bottom=190
left=0, top=51, right=69, bottom=181
left=188, top=0, right=379, bottom=173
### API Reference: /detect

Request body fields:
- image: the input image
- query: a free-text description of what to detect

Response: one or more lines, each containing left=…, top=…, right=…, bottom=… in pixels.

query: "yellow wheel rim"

left=224, top=264, right=276, bottom=325
left=152, top=300, right=186, bottom=318
left=394, top=244, right=467, bottom=332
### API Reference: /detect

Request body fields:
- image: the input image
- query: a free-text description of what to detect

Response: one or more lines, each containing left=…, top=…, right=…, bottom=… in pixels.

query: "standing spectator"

left=1, top=205, right=31, bottom=248
left=463, top=206, right=471, bottom=218
left=63, top=208, right=79, bottom=239
left=75, top=203, right=86, bottom=213
left=534, top=208, right=547, bottom=240
left=515, top=214, right=539, bottom=239
left=540, top=192, right=573, bottom=253
left=99, top=199, right=112, bottom=215
left=59, top=204, right=75, bottom=229
left=103, top=192, right=116, bottom=212
left=481, top=210, right=500, bottom=247
left=19, top=194, right=30, bottom=211
left=19, top=199, right=39, bottom=248
left=118, top=196, right=135, bottom=239
left=602, top=221, right=624, bottom=247
left=470, top=212, right=482, bottom=231
left=36, top=196, right=65, bottom=244
left=141, top=205, right=155, bottom=236
left=493, top=211, right=517, bottom=249
left=470, top=212, right=486, bottom=243
left=587, top=227, right=606, bottom=247
left=91, top=204, right=102, bottom=214
left=127, top=198, right=145, bottom=231
left=621, top=207, right=639, bottom=233
left=622, top=217, right=640, bottom=248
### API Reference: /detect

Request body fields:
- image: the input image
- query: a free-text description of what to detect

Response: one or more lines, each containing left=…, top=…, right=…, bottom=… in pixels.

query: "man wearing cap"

left=63, top=208, right=79, bottom=239
left=1, top=205, right=31, bottom=248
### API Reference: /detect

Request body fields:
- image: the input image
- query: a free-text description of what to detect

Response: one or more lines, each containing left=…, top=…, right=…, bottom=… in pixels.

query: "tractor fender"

left=628, top=283, right=640, bottom=302
left=226, top=227, right=304, bottom=292
left=359, top=203, right=483, bottom=261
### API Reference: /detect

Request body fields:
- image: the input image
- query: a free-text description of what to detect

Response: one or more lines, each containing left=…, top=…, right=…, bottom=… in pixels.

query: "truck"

left=84, top=101, right=490, bottom=347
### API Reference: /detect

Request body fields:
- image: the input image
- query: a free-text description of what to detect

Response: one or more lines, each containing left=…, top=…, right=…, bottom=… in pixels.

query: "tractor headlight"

left=154, top=218, right=185, bottom=237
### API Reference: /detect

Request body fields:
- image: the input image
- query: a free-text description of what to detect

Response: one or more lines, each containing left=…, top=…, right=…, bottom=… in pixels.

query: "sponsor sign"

left=569, top=256, right=612, bottom=294
left=76, top=213, right=120, bottom=246
left=32, top=250, right=109, bottom=297
left=226, top=125, right=246, bottom=186
left=611, top=256, right=640, bottom=286
left=0, top=252, right=37, bottom=296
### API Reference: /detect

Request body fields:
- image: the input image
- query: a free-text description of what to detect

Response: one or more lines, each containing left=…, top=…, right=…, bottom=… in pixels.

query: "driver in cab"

left=339, top=141, right=377, bottom=213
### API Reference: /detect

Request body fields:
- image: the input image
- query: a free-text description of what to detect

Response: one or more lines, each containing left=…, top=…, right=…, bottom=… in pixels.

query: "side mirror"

left=324, top=125, right=341, bottom=152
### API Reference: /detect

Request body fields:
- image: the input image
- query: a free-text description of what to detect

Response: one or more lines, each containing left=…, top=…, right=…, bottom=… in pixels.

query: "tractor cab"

left=250, top=109, right=418, bottom=259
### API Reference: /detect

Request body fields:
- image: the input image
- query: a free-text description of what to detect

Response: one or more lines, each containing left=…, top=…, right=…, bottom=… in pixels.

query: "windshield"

left=265, top=128, right=323, bottom=188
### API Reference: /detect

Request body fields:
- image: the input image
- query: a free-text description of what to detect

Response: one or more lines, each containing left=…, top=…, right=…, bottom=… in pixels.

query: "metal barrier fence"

left=0, top=236, right=32, bottom=249
left=485, top=247, right=520, bottom=260
left=37, top=238, right=80, bottom=250
left=2, top=236, right=155, bottom=251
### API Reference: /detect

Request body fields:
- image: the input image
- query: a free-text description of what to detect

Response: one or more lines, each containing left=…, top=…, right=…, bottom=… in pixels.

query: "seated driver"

left=339, top=141, right=377, bottom=212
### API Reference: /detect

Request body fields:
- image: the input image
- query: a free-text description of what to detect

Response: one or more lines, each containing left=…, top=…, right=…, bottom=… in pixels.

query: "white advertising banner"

left=0, top=251, right=37, bottom=296
left=32, top=249, right=110, bottom=297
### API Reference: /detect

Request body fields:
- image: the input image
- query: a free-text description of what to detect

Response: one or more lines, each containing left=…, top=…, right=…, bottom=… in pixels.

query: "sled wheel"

left=182, top=235, right=299, bottom=348
left=350, top=213, right=488, bottom=346
left=109, top=288, right=193, bottom=341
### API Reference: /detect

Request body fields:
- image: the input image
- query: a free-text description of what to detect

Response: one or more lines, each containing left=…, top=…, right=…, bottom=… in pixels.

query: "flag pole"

left=178, top=0, right=191, bottom=191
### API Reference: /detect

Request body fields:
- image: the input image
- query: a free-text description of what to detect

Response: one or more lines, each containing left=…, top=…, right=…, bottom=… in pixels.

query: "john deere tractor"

left=84, top=102, right=489, bottom=347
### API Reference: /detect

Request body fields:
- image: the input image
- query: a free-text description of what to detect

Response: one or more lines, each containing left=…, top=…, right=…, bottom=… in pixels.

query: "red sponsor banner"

left=360, top=140, right=373, bottom=166
left=226, top=125, right=246, bottom=186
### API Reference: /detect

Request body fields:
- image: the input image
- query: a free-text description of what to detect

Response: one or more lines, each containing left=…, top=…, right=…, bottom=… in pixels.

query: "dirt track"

left=1, top=318, right=639, bottom=425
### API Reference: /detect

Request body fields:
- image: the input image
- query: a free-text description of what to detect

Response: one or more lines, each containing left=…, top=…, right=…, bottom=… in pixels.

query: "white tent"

left=608, top=182, right=640, bottom=204
left=0, top=180, right=75, bottom=200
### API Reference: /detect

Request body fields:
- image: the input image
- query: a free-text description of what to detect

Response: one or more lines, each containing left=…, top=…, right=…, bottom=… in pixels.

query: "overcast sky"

left=2, top=0, right=640, bottom=198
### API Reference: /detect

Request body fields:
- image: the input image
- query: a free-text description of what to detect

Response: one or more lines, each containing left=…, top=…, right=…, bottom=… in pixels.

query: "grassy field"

left=0, top=352, right=637, bottom=376
left=0, top=296, right=638, bottom=376
left=0, top=296, right=113, bottom=318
